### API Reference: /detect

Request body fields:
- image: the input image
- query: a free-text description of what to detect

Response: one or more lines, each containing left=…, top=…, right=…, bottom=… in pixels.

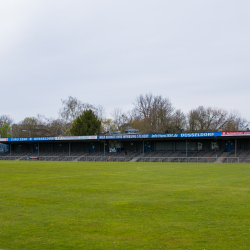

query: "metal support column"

left=186, top=140, right=187, bottom=161
left=235, top=138, right=237, bottom=159
left=69, top=142, right=71, bottom=156
left=38, top=142, right=40, bottom=157
left=143, top=140, right=144, bottom=158
left=104, top=142, right=105, bottom=157
left=10, top=143, right=12, bottom=156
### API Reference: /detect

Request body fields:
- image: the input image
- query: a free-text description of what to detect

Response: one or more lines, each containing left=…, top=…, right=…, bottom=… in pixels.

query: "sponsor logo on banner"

left=12, top=138, right=28, bottom=141
left=181, top=132, right=221, bottom=137
left=137, top=134, right=149, bottom=138
left=82, top=136, right=97, bottom=140
left=56, top=136, right=97, bottom=140
left=123, top=135, right=137, bottom=139
left=222, top=131, right=250, bottom=136
left=105, top=135, right=123, bottom=139
left=33, top=137, right=55, bottom=141
left=0, top=138, right=8, bottom=141
left=57, top=136, right=81, bottom=140
left=9, top=137, right=57, bottom=142
left=151, top=134, right=178, bottom=138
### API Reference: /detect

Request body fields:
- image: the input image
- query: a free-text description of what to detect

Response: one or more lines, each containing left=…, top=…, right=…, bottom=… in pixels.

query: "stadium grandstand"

left=0, top=131, right=250, bottom=163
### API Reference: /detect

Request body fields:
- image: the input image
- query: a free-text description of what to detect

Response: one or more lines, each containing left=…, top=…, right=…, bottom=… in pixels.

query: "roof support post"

left=143, top=140, right=144, bottom=158
left=69, top=142, right=71, bottom=157
left=235, top=138, right=237, bottom=159
left=38, top=142, right=40, bottom=157
left=186, top=140, right=187, bottom=161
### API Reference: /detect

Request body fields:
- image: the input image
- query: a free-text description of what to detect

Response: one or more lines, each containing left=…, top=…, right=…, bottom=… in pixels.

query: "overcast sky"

left=1, top=0, right=250, bottom=123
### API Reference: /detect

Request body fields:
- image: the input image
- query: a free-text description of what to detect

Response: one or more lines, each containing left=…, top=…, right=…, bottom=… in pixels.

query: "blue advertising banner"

left=180, top=132, right=221, bottom=138
left=98, top=132, right=221, bottom=140
left=3, top=135, right=98, bottom=142
left=9, top=137, right=57, bottom=142
left=1, top=132, right=222, bottom=142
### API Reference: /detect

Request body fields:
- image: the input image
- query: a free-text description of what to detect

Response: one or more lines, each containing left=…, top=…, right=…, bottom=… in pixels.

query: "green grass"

left=0, top=161, right=250, bottom=249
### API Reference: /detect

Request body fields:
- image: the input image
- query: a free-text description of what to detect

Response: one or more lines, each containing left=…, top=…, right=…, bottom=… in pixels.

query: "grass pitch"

left=0, top=161, right=250, bottom=250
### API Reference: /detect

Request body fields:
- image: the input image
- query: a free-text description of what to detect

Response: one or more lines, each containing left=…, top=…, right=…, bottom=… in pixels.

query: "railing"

left=63, top=156, right=240, bottom=163
left=73, top=156, right=128, bottom=162
left=0, top=156, right=22, bottom=160
left=0, top=156, right=240, bottom=163
left=0, top=156, right=60, bottom=161
left=35, top=156, right=59, bottom=161
left=136, top=157, right=240, bottom=163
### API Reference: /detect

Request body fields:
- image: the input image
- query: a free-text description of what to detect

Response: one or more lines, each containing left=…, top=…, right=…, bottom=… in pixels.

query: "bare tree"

left=12, top=117, right=39, bottom=137
left=12, top=115, right=71, bottom=138
left=47, top=118, right=71, bottom=136
left=169, top=109, right=187, bottom=133
left=59, top=96, right=95, bottom=122
left=188, top=106, right=222, bottom=132
left=133, top=93, right=173, bottom=133
left=0, top=115, right=14, bottom=127
left=95, top=105, right=105, bottom=120
left=36, top=114, right=70, bottom=136
left=223, top=111, right=249, bottom=131
left=186, top=106, right=248, bottom=132
left=110, top=108, right=129, bottom=131
left=59, top=96, right=104, bottom=124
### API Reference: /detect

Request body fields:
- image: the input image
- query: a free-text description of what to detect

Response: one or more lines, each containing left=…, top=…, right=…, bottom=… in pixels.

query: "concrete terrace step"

left=214, top=152, right=231, bottom=163
left=130, top=157, right=140, bottom=162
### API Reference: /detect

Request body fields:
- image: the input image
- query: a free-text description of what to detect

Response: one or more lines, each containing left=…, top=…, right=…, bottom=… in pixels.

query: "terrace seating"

left=2, top=147, right=250, bottom=163
left=240, top=149, right=250, bottom=163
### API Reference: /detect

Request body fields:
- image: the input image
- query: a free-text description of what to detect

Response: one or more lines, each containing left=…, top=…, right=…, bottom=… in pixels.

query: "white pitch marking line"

left=40, top=174, right=92, bottom=179
left=137, top=167, right=149, bottom=171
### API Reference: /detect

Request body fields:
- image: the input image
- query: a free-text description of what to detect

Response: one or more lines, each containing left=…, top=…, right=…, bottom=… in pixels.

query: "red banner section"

left=222, top=131, right=250, bottom=136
